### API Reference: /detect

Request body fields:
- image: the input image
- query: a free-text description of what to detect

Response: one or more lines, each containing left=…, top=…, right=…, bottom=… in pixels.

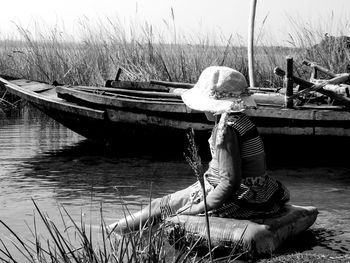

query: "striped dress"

left=204, top=112, right=290, bottom=218
left=160, top=113, right=289, bottom=220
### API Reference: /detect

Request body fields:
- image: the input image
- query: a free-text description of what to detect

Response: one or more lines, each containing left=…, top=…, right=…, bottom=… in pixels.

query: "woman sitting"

left=109, top=66, right=290, bottom=233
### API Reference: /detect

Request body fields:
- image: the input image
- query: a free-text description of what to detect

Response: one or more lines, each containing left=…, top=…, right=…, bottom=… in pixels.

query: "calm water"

left=1, top=105, right=350, bottom=257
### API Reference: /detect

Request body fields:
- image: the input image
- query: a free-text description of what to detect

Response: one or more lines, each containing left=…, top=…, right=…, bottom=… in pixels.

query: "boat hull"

left=2, top=77, right=350, bottom=146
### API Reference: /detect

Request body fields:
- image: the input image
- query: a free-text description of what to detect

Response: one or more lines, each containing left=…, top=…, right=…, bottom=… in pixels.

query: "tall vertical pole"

left=285, top=56, right=294, bottom=108
left=248, top=0, right=258, bottom=87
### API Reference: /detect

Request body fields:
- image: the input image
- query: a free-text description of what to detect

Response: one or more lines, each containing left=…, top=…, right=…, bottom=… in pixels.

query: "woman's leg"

left=109, top=198, right=162, bottom=233
left=109, top=185, right=194, bottom=234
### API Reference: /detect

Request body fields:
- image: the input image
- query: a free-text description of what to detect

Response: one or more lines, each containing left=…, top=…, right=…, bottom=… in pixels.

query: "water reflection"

left=0, top=106, right=198, bottom=231
left=15, top=139, right=196, bottom=205
left=1, top=105, right=350, bottom=256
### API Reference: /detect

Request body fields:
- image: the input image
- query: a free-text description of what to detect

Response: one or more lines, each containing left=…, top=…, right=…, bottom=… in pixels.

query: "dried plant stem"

left=200, top=179, right=213, bottom=263
left=184, top=128, right=213, bottom=263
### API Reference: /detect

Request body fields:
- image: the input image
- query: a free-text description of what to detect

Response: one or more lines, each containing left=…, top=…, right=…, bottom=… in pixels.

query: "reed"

left=0, top=17, right=293, bottom=90
left=0, top=15, right=349, bottom=97
left=183, top=128, right=213, bottom=263
left=286, top=14, right=350, bottom=78
left=1, top=202, right=348, bottom=263
left=0, top=199, right=212, bottom=263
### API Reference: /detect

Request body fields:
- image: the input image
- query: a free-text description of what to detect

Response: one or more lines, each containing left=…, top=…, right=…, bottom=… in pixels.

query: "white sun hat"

left=181, top=66, right=257, bottom=114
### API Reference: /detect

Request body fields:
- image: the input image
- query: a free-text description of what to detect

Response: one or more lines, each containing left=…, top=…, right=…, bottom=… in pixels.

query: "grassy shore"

left=0, top=200, right=245, bottom=263
left=0, top=200, right=349, bottom=263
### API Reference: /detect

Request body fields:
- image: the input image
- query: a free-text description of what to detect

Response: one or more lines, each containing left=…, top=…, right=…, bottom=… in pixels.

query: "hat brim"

left=181, top=87, right=257, bottom=114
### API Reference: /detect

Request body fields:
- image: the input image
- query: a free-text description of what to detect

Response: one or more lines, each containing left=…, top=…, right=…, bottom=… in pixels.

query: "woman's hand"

left=176, top=202, right=204, bottom=215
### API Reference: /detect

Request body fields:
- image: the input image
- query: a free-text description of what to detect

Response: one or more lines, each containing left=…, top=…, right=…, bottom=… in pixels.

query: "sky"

left=1, top=0, right=349, bottom=45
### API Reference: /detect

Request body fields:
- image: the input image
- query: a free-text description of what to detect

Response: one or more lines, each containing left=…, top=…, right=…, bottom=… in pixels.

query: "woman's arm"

left=179, top=128, right=242, bottom=215
left=206, top=128, right=241, bottom=209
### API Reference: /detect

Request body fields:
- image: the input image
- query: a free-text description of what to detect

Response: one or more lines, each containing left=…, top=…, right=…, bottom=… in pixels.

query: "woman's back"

left=206, top=113, right=266, bottom=186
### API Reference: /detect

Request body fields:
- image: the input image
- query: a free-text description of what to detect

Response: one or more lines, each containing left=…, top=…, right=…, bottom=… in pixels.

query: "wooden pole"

left=302, top=60, right=337, bottom=78
left=248, top=0, right=258, bottom=87
left=285, top=57, right=294, bottom=108
left=275, top=67, right=311, bottom=88
left=115, top=68, right=122, bottom=81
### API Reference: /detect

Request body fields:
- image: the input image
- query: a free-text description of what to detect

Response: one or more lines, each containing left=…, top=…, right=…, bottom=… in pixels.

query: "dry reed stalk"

left=184, top=128, right=213, bottom=263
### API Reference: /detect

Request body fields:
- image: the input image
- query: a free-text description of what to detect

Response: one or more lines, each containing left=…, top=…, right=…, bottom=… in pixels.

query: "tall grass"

left=1, top=200, right=348, bottom=262
left=0, top=199, right=220, bottom=263
left=286, top=13, right=350, bottom=79
left=183, top=129, right=213, bottom=263
left=0, top=16, right=296, bottom=89
left=1, top=14, right=349, bottom=95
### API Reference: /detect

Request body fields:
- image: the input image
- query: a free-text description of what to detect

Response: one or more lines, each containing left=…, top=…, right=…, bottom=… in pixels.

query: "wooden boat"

left=56, top=78, right=350, bottom=137
left=2, top=75, right=350, bottom=145
left=0, top=76, right=211, bottom=150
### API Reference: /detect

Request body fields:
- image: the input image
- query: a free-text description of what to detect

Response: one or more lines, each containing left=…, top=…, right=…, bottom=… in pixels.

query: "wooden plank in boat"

left=315, top=127, right=350, bottom=136
left=149, top=79, right=194, bottom=89
left=314, top=110, right=350, bottom=121
left=249, top=105, right=350, bottom=124
left=101, top=92, right=182, bottom=102
left=75, top=85, right=183, bottom=99
left=297, top=105, right=345, bottom=110
left=106, top=109, right=212, bottom=130
left=9, top=79, right=36, bottom=86
left=0, top=78, right=105, bottom=120
left=75, top=85, right=287, bottom=106
left=108, top=80, right=171, bottom=92
left=246, top=107, right=315, bottom=120
left=57, top=86, right=193, bottom=113
left=257, top=126, right=314, bottom=136
left=11, top=79, right=53, bottom=92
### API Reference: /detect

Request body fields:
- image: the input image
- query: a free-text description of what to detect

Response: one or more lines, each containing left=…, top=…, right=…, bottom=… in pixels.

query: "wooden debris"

left=274, top=60, right=350, bottom=108
left=302, top=59, right=337, bottom=78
